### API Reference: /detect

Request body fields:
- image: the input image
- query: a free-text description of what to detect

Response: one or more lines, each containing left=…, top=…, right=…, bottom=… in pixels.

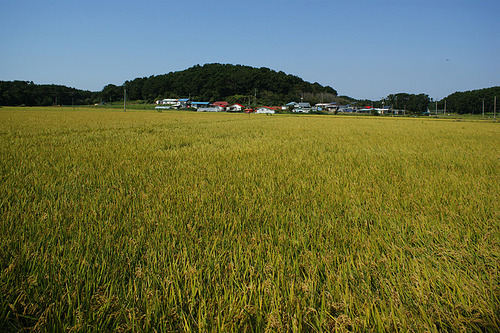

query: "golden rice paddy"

left=0, top=107, right=498, bottom=331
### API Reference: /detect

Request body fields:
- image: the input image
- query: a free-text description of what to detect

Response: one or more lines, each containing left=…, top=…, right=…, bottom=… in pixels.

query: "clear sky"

left=1, top=0, right=498, bottom=100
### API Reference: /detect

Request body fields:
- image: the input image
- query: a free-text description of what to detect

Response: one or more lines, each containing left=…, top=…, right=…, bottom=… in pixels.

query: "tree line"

left=361, top=87, right=499, bottom=115
left=0, top=81, right=98, bottom=106
left=1, top=64, right=498, bottom=114
left=382, top=93, right=431, bottom=114
left=440, top=87, right=500, bottom=114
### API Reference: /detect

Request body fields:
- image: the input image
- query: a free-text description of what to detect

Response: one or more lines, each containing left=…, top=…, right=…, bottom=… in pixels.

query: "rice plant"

left=0, top=107, right=498, bottom=332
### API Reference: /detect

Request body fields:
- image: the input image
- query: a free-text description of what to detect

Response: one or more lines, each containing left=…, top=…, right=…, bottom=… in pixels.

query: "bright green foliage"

left=0, top=107, right=499, bottom=332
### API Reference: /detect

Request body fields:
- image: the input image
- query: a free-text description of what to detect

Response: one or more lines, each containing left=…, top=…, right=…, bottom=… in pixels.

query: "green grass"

left=0, top=107, right=499, bottom=332
left=424, top=112, right=498, bottom=120
left=57, top=103, right=158, bottom=110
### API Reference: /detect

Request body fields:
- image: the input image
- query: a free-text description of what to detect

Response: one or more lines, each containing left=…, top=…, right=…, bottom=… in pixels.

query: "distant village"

left=154, top=99, right=400, bottom=115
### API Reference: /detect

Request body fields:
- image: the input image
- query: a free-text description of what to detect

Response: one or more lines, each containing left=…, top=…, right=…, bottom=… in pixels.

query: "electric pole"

left=494, top=96, right=497, bottom=121
left=124, top=87, right=127, bottom=112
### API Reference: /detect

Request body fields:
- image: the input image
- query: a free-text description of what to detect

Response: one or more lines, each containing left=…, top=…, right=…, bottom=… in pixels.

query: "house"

left=338, top=103, right=357, bottom=113
left=286, top=102, right=298, bottom=110
left=255, top=106, right=275, bottom=114
left=197, top=106, right=225, bottom=112
left=212, top=101, right=229, bottom=109
left=162, top=99, right=179, bottom=106
left=315, top=103, right=328, bottom=111
left=374, top=106, right=391, bottom=114
left=154, top=98, right=191, bottom=109
left=191, top=102, right=211, bottom=110
left=156, top=99, right=181, bottom=108
left=205, top=101, right=229, bottom=111
left=178, top=98, right=190, bottom=108
left=357, top=106, right=373, bottom=113
left=316, top=102, right=339, bottom=112
left=228, top=103, right=245, bottom=112
left=293, top=102, right=312, bottom=113
left=285, top=101, right=312, bottom=112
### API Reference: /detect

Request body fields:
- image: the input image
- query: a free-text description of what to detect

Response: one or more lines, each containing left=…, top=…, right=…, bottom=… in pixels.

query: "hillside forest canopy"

left=110, top=63, right=340, bottom=106
left=1, top=63, right=499, bottom=114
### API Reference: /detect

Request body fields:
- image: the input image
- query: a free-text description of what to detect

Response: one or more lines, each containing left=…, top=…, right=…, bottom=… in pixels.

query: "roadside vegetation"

left=1, top=107, right=498, bottom=331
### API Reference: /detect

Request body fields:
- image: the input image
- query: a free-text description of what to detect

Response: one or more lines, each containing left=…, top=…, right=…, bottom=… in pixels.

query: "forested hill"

left=0, top=81, right=97, bottom=106
left=103, top=63, right=339, bottom=105
left=444, top=86, right=500, bottom=114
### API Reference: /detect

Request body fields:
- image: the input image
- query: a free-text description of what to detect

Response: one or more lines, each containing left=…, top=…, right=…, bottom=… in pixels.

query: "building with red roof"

left=212, top=101, right=229, bottom=107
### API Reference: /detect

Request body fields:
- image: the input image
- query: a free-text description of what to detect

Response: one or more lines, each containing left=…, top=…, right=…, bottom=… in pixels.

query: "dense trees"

left=101, top=84, right=123, bottom=103
left=373, top=88, right=499, bottom=115
left=442, top=87, right=500, bottom=114
left=384, top=93, right=430, bottom=114
left=122, top=63, right=338, bottom=105
left=0, top=81, right=98, bottom=106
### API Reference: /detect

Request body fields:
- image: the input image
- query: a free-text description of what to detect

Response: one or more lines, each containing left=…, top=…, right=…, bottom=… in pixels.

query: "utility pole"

left=435, top=100, right=438, bottom=116
left=494, top=96, right=497, bottom=121
left=444, top=100, right=446, bottom=115
left=123, top=87, right=127, bottom=112
left=482, top=98, right=485, bottom=118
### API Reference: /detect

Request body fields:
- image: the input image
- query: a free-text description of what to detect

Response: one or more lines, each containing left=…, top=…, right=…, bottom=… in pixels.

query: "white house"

left=191, top=102, right=211, bottom=109
left=228, top=103, right=245, bottom=112
left=255, top=106, right=275, bottom=114
left=316, top=102, right=339, bottom=112
left=177, top=98, right=190, bottom=108
left=157, top=99, right=180, bottom=107
left=293, top=103, right=311, bottom=113
left=197, top=106, right=225, bottom=112
left=287, top=102, right=311, bottom=113
left=154, top=98, right=190, bottom=108
left=374, top=106, right=391, bottom=114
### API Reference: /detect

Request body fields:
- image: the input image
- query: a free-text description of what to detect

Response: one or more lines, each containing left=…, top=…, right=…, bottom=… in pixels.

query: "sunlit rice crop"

left=0, top=107, right=498, bottom=331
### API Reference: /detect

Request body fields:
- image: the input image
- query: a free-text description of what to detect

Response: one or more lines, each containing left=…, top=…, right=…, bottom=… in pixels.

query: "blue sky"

left=1, top=0, right=498, bottom=100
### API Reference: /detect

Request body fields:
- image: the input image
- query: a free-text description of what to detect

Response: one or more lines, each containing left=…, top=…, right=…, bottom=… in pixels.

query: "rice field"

left=0, top=107, right=499, bottom=332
